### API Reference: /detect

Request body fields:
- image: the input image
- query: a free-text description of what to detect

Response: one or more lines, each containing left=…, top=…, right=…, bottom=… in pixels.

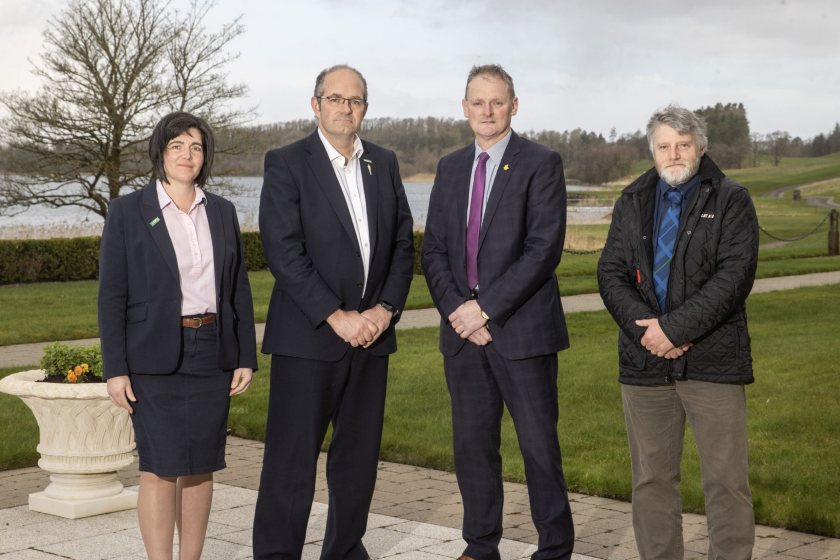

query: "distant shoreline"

left=1, top=177, right=613, bottom=240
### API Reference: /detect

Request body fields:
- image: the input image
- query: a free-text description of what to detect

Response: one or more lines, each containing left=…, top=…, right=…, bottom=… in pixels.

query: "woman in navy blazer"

left=98, top=112, right=257, bottom=560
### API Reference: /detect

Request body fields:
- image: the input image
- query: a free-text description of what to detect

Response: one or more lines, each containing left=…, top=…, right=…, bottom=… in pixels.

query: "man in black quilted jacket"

left=597, top=104, right=758, bottom=560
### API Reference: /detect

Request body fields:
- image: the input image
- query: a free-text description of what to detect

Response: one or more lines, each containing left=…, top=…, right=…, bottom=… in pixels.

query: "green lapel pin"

left=149, top=217, right=161, bottom=227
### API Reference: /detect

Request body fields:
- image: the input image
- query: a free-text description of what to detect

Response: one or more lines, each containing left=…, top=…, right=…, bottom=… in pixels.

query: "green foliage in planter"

left=40, top=342, right=102, bottom=382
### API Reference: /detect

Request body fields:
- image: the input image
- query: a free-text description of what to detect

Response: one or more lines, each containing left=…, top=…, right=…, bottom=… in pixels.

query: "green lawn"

left=0, top=366, right=41, bottom=471
left=728, top=152, right=840, bottom=196
left=3, top=152, right=840, bottom=345
left=3, top=285, right=839, bottom=536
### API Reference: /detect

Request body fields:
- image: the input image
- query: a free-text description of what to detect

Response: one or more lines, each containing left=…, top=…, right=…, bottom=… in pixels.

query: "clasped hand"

left=328, top=306, right=392, bottom=348
left=448, top=300, right=492, bottom=346
left=635, top=317, right=692, bottom=359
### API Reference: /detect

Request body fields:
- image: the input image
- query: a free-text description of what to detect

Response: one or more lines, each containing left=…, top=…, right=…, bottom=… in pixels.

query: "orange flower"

left=74, top=365, right=83, bottom=376
left=67, top=372, right=78, bottom=383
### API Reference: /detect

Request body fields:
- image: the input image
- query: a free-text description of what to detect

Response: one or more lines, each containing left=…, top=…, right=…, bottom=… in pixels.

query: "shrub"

left=0, top=231, right=426, bottom=285
left=40, top=342, right=102, bottom=383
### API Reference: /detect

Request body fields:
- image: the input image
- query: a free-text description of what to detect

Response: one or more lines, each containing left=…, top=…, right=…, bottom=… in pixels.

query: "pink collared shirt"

left=156, top=181, right=217, bottom=316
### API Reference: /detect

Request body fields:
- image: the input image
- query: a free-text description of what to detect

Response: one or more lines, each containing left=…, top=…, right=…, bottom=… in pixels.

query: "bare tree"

left=0, top=0, right=250, bottom=218
left=768, top=131, right=791, bottom=166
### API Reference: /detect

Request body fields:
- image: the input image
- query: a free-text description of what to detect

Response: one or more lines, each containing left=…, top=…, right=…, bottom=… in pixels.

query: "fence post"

left=830, top=209, right=839, bottom=256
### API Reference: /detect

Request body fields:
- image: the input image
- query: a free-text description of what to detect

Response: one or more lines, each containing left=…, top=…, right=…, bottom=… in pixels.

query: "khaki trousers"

left=621, top=380, right=754, bottom=560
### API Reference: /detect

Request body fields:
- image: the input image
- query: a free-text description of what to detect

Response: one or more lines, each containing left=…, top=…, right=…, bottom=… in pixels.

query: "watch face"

left=379, top=301, right=395, bottom=312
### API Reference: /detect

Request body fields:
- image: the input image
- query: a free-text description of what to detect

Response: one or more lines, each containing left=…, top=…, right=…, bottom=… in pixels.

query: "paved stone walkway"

left=3, top=436, right=840, bottom=559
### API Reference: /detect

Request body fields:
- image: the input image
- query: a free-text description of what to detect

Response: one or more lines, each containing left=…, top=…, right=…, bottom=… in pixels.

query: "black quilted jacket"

left=597, top=155, right=759, bottom=386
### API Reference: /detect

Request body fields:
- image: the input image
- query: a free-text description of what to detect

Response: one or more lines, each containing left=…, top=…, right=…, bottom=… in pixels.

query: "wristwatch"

left=379, top=300, right=397, bottom=316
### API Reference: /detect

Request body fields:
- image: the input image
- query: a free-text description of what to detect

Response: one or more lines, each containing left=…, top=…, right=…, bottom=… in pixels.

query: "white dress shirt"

left=317, top=128, right=371, bottom=295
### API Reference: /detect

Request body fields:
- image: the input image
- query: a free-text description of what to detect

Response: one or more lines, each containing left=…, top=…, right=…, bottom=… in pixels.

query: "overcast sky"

left=1, top=0, right=838, bottom=139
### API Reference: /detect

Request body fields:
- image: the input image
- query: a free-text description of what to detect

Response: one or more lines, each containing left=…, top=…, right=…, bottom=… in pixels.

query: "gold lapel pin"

left=503, top=164, right=510, bottom=171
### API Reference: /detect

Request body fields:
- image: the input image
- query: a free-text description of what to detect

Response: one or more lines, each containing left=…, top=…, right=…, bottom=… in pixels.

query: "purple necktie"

left=466, top=152, right=490, bottom=290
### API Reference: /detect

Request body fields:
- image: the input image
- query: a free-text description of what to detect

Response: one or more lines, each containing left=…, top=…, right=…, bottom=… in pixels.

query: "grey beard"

left=660, top=161, right=699, bottom=186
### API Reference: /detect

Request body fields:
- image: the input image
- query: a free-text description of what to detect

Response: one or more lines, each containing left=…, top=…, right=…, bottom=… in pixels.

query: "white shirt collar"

left=317, top=128, right=363, bottom=166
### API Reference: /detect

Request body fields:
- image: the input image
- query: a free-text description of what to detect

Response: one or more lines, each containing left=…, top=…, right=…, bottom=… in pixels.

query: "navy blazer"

left=98, top=181, right=258, bottom=379
left=259, top=131, right=415, bottom=361
left=422, top=131, right=570, bottom=359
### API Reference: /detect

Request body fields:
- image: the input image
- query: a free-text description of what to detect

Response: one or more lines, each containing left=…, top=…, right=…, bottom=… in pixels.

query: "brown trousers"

left=622, top=380, right=754, bottom=560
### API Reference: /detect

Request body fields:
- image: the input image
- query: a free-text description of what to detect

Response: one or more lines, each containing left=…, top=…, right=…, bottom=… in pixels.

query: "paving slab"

left=2, top=436, right=839, bottom=560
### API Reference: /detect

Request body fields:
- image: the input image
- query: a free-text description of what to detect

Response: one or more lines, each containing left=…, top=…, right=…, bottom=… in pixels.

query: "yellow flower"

left=81, top=363, right=89, bottom=373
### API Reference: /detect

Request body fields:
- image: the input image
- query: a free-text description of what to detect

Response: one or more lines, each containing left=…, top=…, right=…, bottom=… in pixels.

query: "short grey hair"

left=313, top=64, right=368, bottom=101
left=464, top=64, right=516, bottom=100
left=646, top=104, right=708, bottom=153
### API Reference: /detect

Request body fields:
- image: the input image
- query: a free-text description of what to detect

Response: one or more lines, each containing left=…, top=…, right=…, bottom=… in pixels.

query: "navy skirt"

left=129, top=323, right=232, bottom=477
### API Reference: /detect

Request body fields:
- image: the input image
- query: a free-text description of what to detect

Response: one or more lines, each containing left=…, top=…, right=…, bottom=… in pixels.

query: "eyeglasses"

left=317, top=95, right=367, bottom=110
left=167, top=142, right=204, bottom=155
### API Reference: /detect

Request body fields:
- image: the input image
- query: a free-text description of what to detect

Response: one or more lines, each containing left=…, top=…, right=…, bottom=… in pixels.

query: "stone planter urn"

left=0, top=369, right=137, bottom=519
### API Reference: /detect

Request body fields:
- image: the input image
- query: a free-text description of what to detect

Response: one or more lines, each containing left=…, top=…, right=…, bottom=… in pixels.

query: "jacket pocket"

left=619, top=335, right=647, bottom=371
left=126, top=303, right=148, bottom=324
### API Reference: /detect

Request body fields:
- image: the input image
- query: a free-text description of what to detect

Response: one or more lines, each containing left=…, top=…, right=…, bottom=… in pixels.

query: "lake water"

left=1, top=178, right=614, bottom=239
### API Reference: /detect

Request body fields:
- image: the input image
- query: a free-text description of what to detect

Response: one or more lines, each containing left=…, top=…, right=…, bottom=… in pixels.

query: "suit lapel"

left=205, top=192, right=226, bottom=297
left=140, top=182, right=179, bottom=282
left=305, top=132, right=357, bottom=243
left=478, top=132, right=520, bottom=250
left=360, top=147, right=379, bottom=260
left=454, top=145, right=475, bottom=256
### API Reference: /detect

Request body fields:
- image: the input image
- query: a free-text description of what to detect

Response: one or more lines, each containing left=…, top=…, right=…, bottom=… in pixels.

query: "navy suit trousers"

left=252, top=350, right=388, bottom=560
left=444, top=344, right=574, bottom=560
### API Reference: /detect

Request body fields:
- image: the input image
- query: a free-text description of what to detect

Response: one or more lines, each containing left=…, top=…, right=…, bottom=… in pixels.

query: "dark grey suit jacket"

left=98, top=181, right=258, bottom=379
left=259, top=131, right=415, bottom=361
left=422, top=131, right=569, bottom=359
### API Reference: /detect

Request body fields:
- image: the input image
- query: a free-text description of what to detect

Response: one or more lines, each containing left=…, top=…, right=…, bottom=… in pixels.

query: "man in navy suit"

left=422, top=65, right=575, bottom=560
left=252, top=65, right=414, bottom=560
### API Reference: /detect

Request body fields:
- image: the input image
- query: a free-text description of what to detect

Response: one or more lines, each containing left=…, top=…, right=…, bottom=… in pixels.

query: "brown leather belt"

left=181, top=313, right=216, bottom=328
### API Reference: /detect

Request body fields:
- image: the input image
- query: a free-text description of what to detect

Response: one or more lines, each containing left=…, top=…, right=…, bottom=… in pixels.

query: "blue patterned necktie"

left=653, top=188, right=684, bottom=311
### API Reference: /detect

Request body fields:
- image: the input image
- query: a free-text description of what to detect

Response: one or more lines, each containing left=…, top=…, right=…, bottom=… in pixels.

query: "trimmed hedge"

left=0, top=231, right=426, bottom=285
left=0, top=237, right=101, bottom=284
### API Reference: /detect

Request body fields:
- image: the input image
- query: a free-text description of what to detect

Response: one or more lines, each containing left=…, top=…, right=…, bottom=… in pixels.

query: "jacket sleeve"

left=597, top=195, right=658, bottom=341
left=258, top=149, right=343, bottom=327
left=97, top=200, right=130, bottom=379
left=230, top=209, right=258, bottom=370
left=421, top=158, right=465, bottom=318
left=478, top=150, right=566, bottom=327
left=659, top=185, right=759, bottom=344
left=376, top=151, right=415, bottom=318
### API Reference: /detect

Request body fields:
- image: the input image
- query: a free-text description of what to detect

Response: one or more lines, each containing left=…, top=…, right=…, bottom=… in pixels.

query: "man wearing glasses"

left=253, top=65, right=414, bottom=560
